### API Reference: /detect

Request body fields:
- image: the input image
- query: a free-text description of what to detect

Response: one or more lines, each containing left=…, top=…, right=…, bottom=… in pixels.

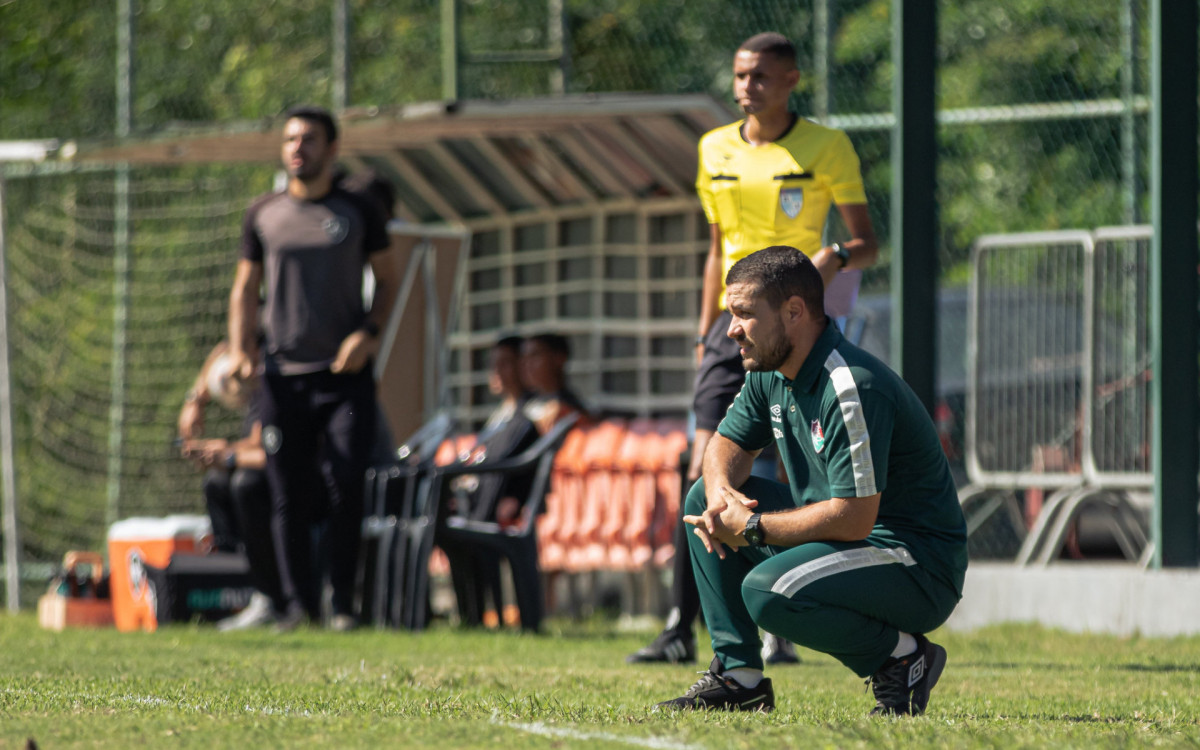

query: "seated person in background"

left=438, top=335, right=538, bottom=625
left=177, top=340, right=280, bottom=631
left=435, top=333, right=588, bottom=626
left=460, top=335, right=534, bottom=465
left=490, top=332, right=589, bottom=526
left=448, top=336, right=539, bottom=521
left=520, top=333, right=589, bottom=436
left=449, top=332, right=588, bottom=525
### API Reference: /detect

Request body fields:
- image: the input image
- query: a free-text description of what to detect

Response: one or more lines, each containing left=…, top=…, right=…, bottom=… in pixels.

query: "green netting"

left=0, top=0, right=1156, bottom=589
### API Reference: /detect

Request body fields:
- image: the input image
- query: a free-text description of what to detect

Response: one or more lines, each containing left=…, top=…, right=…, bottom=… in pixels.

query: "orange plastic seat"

left=538, top=424, right=590, bottom=572
left=608, top=419, right=660, bottom=570
left=652, top=419, right=690, bottom=568
left=567, top=420, right=627, bottom=572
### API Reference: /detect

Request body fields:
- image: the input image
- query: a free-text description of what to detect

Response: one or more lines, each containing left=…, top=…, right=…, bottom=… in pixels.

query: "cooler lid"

left=107, top=514, right=212, bottom=541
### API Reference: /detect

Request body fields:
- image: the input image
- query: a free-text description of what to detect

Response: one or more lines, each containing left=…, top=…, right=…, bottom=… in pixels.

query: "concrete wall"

left=945, top=562, right=1200, bottom=637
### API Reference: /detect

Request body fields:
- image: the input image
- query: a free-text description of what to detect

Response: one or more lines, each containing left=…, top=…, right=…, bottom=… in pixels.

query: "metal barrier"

left=1028, top=225, right=1155, bottom=567
left=1087, top=225, right=1153, bottom=489
left=966, top=231, right=1093, bottom=490
left=961, top=228, right=1156, bottom=566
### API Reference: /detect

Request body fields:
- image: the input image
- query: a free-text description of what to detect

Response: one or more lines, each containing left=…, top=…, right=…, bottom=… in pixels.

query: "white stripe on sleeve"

left=824, top=350, right=877, bottom=496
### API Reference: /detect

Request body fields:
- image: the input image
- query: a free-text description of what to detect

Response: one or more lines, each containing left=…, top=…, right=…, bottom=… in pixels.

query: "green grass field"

left=2, top=613, right=1199, bottom=749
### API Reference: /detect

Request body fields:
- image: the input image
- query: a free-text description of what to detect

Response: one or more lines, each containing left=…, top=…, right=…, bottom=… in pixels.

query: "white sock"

left=891, top=632, right=918, bottom=658
left=724, top=668, right=763, bottom=689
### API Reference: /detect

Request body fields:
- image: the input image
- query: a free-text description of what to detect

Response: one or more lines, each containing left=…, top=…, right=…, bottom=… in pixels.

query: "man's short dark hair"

left=726, top=245, right=824, bottom=315
left=495, top=335, right=524, bottom=355
left=738, top=32, right=797, bottom=68
left=283, top=105, right=338, bottom=143
left=527, top=332, right=570, bottom=358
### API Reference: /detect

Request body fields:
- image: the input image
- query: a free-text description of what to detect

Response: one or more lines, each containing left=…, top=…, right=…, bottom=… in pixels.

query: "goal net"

left=3, top=165, right=272, bottom=576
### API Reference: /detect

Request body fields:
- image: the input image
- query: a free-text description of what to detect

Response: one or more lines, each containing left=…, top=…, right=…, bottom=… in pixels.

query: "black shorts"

left=692, top=310, right=746, bottom=432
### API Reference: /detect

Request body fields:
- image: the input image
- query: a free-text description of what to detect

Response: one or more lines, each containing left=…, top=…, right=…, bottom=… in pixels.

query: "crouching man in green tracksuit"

left=654, top=245, right=967, bottom=717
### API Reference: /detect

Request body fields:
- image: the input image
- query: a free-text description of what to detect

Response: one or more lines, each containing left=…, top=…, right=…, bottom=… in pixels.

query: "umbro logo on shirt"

left=770, top=404, right=782, bottom=423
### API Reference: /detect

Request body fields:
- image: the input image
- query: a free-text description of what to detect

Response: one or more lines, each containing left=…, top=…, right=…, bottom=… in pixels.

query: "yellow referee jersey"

left=696, top=117, right=868, bottom=305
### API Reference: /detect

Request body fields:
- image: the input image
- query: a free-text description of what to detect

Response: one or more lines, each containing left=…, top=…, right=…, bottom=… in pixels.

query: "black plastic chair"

left=354, top=412, right=455, bottom=628
left=404, top=413, right=580, bottom=632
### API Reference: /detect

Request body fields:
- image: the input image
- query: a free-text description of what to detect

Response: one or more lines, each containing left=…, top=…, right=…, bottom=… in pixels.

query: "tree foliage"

left=2, top=0, right=1145, bottom=263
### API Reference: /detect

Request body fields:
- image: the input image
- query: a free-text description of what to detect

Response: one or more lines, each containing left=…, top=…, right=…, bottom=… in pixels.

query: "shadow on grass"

left=953, top=660, right=1199, bottom=673
left=1116, top=663, right=1200, bottom=673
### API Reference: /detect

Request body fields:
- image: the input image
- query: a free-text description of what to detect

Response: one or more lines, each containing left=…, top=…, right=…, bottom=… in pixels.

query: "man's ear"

left=783, top=295, right=807, bottom=323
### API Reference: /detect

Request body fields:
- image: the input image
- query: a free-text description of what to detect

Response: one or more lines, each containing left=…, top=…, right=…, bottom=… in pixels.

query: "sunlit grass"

left=2, top=614, right=1199, bottom=748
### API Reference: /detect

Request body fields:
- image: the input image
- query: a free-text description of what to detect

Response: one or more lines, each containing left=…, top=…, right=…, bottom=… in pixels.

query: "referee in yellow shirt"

left=628, top=31, right=878, bottom=666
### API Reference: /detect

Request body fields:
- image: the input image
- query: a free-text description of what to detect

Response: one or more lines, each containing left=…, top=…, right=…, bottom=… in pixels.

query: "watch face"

left=743, top=516, right=764, bottom=546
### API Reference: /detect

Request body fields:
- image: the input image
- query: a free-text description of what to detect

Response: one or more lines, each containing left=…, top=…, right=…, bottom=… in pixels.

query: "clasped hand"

left=682, top=485, right=758, bottom=560
left=180, top=438, right=228, bottom=470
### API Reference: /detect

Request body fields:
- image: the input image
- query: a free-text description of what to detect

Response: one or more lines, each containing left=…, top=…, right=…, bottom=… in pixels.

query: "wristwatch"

left=831, top=242, right=851, bottom=269
left=742, top=513, right=767, bottom=547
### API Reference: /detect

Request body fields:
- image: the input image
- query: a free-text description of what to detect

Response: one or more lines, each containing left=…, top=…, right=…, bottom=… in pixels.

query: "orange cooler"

left=107, top=515, right=211, bottom=632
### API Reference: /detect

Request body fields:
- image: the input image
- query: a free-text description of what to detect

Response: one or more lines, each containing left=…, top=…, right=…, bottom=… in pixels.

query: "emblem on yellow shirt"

left=780, top=188, right=804, bottom=219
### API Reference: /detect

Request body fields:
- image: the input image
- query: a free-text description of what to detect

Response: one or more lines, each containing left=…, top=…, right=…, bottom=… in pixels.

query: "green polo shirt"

left=717, top=320, right=968, bottom=595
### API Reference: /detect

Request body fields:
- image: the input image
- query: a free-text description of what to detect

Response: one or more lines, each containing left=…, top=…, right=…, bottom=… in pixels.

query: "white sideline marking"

left=493, top=714, right=696, bottom=750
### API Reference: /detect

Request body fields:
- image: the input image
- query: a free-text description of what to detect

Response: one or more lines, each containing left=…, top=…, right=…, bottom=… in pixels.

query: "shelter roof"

left=69, top=94, right=734, bottom=224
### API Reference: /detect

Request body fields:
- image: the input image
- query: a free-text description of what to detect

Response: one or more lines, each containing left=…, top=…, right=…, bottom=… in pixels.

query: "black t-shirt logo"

left=322, top=216, right=349, bottom=243
left=263, top=426, right=283, bottom=455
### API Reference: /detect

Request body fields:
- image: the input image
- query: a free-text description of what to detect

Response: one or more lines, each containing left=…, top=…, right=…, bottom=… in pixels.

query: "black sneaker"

left=626, top=631, right=696, bottom=664
left=868, top=634, right=947, bottom=716
left=654, top=657, right=775, bottom=713
left=273, top=604, right=308, bottom=634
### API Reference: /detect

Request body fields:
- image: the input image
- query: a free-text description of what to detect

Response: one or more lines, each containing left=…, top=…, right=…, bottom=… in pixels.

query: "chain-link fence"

left=0, top=0, right=1157, bottom=597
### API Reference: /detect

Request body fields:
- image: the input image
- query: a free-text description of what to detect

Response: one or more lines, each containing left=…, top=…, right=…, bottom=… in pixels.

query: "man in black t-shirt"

left=226, top=106, right=400, bottom=632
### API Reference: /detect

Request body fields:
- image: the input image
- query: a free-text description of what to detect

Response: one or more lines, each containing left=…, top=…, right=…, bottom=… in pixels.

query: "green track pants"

left=686, top=476, right=961, bottom=677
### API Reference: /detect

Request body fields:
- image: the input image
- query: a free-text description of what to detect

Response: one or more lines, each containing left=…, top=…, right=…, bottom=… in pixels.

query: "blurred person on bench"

left=436, top=332, right=589, bottom=625
left=177, top=340, right=280, bottom=631
left=451, top=332, right=589, bottom=526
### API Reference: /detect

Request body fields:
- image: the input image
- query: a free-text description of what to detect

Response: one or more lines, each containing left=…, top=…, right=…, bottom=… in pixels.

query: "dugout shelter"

left=72, top=93, right=733, bottom=441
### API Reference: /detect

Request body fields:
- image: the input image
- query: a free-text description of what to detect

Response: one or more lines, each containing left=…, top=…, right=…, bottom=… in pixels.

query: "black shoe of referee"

left=626, top=630, right=695, bottom=664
